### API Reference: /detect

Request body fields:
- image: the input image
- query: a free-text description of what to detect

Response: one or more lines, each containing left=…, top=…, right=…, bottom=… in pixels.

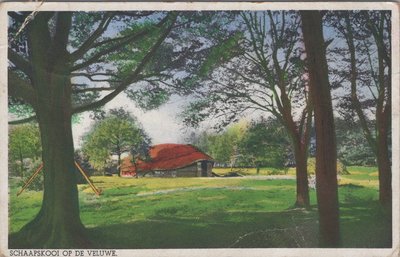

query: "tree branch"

left=8, top=12, right=27, bottom=23
left=73, top=86, right=117, bottom=93
left=8, top=70, right=37, bottom=108
left=8, top=115, right=37, bottom=125
left=49, top=12, right=72, bottom=60
left=8, top=48, right=32, bottom=77
left=344, top=13, right=376, bottom=152
left=71, top=13, right=172, bottom=72
left=71, top=72, right=122, bottom=83
left=70, top=13, right=115, bottom=61
left=72, top=12, right=178, bottom=114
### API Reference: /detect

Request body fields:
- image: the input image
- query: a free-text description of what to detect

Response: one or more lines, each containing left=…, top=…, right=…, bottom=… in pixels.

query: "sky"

left=72, top=93, right=191, bottom=148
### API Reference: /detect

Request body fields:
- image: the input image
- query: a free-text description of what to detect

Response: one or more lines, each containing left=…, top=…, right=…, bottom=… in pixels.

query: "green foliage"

left=8, top=123, right=42, bottom=177
left=82, top=109, right=151, bottom=170
left=191, top=121, right=247, bottom=165
left=69, top=12, right=104, bottom=48
left=8, top=101, right=35, bottom=119
left=190, top=118, right=290, bottom=169
left=180, top=97, right=219, bottom=128
left=336, top=118, right=376, bottom=166
left=109, top=21, right=164, bottom=77
left=238, top=118, right=290, bottom=169
left=198, top=32, right=243, bottom=77
left=307, top=157, right=349, bottom=175
left=126, top=88, right=170, bottom=111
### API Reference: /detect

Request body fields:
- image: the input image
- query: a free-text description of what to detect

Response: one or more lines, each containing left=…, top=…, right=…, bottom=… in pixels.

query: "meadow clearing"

left=9, top=166, right=391, bottom=248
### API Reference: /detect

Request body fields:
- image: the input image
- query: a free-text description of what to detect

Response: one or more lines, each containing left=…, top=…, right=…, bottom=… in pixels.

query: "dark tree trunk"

left=11, top=12, right=91, bottom=248
left=301, top=11, right=341, bottom=247
left=17, top=102, right=90, bottom=248
left=285, top=119, right=310, bottom=208
left=117, top=151, right=121, bottom=177
left=294, top=144, right=310, bottom=208
left=280, top=92, right=311, bottom=208
left=375, top=33, right=392, bottom=207
left=377, top=110, right=391, bottom=207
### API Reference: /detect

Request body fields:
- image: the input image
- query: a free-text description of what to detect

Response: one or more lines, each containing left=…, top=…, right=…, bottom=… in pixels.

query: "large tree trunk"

left=12, top=12, right=91, bottom=248
left=301, top=11, right=341, bottom=247
left=16, top=102, right=90, bottom=248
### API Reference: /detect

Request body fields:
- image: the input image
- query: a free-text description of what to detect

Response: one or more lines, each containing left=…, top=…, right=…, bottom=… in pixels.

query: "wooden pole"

left=17, top=161, right=102, bottom=196
left=74, top=161, right=101, bottom=196
left=17, top=163, right=43, bottom=196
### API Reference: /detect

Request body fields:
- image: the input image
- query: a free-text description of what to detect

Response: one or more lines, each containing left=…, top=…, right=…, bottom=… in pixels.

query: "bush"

left=307, top=157, right=349, bottom=175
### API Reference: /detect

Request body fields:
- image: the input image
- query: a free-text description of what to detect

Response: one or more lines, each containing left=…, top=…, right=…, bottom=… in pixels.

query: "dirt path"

left=210, top=175, right=296, bottom=180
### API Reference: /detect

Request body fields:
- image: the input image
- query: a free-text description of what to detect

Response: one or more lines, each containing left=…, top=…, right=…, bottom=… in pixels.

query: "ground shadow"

left=86, top=209, right=319, bottom=248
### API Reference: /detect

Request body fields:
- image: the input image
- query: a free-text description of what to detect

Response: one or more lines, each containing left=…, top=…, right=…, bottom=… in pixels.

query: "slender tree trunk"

left=377, top=110, right=391, bottom=207
left=376, top=36, right=392, bottom=207
left=117, top=151, right=122, bottom=177
left=285, top=121, right=310, bottom=208
left=294, top=144, right=310, bottom=208
left=301, top=11, right=341, bottom=247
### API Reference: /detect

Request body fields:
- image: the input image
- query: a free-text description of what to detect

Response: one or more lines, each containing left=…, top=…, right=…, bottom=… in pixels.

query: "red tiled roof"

left=121, top=144, right=213, bottom=173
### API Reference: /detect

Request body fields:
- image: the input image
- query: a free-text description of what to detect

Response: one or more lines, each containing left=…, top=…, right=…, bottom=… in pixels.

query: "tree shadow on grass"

left=9, top=184, right=392, bottom=249
left=84, top=187, right=391, bottom=249
left=338, top=184, right=392, bottom=248
left=86, top=209, right=319, bottom=249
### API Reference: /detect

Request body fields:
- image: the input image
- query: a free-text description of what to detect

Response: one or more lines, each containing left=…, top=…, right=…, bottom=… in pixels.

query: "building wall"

left=142, top=161, right=213, bottom=177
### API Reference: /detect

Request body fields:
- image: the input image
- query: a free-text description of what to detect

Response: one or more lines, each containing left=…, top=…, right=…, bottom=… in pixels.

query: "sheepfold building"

left=120, top=144, right=214, bottom=177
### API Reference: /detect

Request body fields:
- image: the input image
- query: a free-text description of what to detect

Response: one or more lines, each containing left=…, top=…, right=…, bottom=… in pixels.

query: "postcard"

left=0, top=2, right=399, bottom=257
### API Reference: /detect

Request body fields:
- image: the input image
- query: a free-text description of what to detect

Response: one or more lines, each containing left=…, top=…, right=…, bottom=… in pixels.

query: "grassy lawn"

left=9, top=166, right=391, bottom=248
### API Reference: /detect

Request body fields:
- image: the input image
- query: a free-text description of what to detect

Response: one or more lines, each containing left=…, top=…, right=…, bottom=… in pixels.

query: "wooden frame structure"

left=17, top=161, right=101, bottom=196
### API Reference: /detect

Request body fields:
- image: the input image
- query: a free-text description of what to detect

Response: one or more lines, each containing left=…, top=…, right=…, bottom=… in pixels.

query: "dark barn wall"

left=142, top=161, right=213, bottom=177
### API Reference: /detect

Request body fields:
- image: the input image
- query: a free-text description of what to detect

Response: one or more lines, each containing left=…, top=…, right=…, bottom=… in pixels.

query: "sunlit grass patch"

left=9, top=165, right=390, bottom=248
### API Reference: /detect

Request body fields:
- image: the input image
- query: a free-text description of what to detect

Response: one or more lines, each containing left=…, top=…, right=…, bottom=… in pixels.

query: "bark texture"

left=300, top=11, right=341, bottom=247
left=12, top=12, right=91, bottom=248
left=294, top=145, right=309, bottom=207
left=281, top=92, right=312, bottom=208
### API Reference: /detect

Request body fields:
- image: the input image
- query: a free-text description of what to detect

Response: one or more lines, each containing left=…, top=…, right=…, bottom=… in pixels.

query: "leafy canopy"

left=82, top=108, right=151, bottom=169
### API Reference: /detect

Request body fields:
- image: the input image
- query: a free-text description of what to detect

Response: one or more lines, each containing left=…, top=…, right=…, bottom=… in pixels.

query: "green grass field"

left=9, top=166, right=391, bottom=248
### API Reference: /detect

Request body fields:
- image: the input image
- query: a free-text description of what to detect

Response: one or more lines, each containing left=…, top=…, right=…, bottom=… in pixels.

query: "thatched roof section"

left=121, top=144, right=213, bottom=173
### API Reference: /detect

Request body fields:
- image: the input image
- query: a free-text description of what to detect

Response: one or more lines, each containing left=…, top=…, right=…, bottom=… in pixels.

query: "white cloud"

left=72, top=93, right=188, bottom=148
